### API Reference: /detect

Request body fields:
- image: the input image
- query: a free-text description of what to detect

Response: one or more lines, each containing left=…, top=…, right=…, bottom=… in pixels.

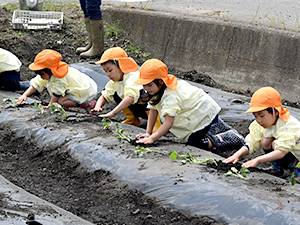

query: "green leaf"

left=240, top=166, right=250, bottom=173
left=4, top=98, right=18, bottom=107
left=169, top=150, right=178, bottom=159
left=231, top=167, right=238, bottom=173
left=225, top=171, right=233, bottom=176
left=291, top=173, right=296, bottom=186
left=3, top=98, right=11, bottom=103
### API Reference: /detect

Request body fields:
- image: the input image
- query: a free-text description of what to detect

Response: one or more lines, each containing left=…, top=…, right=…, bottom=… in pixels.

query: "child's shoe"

left=287, top=168, right=300, bottom=184
left=262, top=161, right=284, bottom=177
left=286, top=159, right=300, bottom=183
left=79, top=100, right=96, bottom=115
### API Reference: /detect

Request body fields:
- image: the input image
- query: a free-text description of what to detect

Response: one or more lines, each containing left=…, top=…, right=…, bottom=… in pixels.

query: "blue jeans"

left=79, top=0, right=102, bottom=19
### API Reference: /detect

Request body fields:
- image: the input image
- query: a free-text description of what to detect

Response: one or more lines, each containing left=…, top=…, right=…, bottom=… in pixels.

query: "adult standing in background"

left=76, top=0, right=104, bottom=58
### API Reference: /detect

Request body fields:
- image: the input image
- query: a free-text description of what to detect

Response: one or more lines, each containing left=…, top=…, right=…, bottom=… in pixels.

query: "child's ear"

left=158, top=80, right=164, bottom=86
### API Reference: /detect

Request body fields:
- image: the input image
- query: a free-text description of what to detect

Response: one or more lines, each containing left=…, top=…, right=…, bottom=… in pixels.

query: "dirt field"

left=0, top=2, right=299, bottom=225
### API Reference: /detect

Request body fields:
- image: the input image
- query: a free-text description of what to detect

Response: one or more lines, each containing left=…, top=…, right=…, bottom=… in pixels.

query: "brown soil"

left=0, top=2, right=298, bottom=225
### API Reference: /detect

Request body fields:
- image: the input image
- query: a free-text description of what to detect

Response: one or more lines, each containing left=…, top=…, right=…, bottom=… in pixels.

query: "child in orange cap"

left=134, top=59, right=245, bottom=153
left=224, top=87, right=300, bottom=183
left=93, top=47, right=161, bottom=131
left=17, top=49, right=98, bottom=115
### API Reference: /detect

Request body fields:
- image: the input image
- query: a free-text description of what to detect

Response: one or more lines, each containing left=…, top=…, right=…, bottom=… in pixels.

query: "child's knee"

left=261, top=136, right=275, bottom=149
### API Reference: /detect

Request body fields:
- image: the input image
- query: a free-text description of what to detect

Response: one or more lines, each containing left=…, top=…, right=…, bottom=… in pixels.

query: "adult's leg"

left=80, top=0, right=104, bottom=58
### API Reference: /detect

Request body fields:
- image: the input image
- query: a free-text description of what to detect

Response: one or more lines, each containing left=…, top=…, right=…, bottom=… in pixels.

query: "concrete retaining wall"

left=102, top=6, right=300, bottom=102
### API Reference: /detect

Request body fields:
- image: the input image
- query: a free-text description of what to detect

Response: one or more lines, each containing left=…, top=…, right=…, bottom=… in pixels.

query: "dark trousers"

left=0, top=71, right=21, bottom=91
left=79, top=0, right=102, bottom=19
left=113, top=90, right=148, bottom=119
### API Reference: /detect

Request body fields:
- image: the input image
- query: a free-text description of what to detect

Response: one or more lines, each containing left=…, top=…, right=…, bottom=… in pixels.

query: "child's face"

left=102, top=62, right=123, bottom=82
left=38, top=71, right=51, bottom=80
left=253, top=109, right=279, bottom=128
left=143, top=80, right=163, bottom=95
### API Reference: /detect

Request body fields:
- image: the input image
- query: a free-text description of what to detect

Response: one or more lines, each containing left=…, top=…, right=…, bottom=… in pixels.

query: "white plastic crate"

left=12, top=10, right=63, bottom=30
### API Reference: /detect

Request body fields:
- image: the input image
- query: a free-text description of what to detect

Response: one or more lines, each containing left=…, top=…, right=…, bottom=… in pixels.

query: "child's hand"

left=17, top=95, right=27, bottom=104
left=98, top=111, right=115, bottom=118
left=135, top=133, right=150, bottom=139
left=242, top=159, right=259, bottom=168
left=92, top=105, right=103, bottom=112
left=223, top=155, right=239, bottom=164
left=136, top=134, right=154, bottom=144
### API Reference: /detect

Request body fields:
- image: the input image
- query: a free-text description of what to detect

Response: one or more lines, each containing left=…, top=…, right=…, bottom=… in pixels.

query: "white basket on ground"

left=12, top=10, right=63, bottom=30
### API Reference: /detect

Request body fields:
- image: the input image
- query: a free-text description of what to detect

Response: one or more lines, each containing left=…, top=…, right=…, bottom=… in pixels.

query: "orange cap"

left=95, top=47, right=139, bottom=73
left=29, top=49, right=68, bottom=78
left=134, top=59, right=178, bottom=89
left=245, top=87, right=290, bottom=121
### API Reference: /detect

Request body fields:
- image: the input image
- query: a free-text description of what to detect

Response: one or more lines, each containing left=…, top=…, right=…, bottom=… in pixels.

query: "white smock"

left=246, top=115, right=300, bottom=160
left=30, top=67, right=97, bottom=104
left=148, top=80, right=221, bottom=142
left=101, top=71, right=142, bottom=104
left=0, top=48, right=22, bottom=73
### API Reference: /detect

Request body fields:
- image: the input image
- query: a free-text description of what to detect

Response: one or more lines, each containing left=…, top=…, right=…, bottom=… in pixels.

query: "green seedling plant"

left=34, top=101, right=44, bottom=114
left=225, top=166, right=250, bottom=180
left=105, top=20, right=120, bottom=37
left=140, top=0, right=154, bottom=10
left=49, top=103, right=67, bottom=122
left=169, top=150, right=218, bottom=166
left=115, top=123, right=131, bottom=142
left=101, top=118, right=114, bottom=129
left=135, top=145, right=165, bottom=156
left=291, top=162, right=300, bottom=186
left=3, top=97, right=18, bottom=107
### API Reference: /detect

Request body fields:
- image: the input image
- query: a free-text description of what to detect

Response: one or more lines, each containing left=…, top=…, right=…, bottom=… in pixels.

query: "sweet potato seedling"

left=101, top=118, right=114, bottom=129
left=225, top=166, right=250, bottom=180
left=3, top=97, right=18, bottom=107
left=169, top=150, right=218, bottom=166
left=291, top=162, right=300, bottom=185
left=115, top=123, right=131, bottom=142
left=49, top=103, right=67, bottom=122
left=135, top=145, right=165, bottom=156
left=34, top=101, right=44, bottom=114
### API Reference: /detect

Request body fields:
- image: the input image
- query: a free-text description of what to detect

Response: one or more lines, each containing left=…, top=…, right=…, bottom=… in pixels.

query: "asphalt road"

left=1, top=0, right=300, bottom=31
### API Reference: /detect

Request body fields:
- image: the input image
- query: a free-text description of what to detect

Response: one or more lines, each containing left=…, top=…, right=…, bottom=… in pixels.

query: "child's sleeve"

left=245, top=121, right=264, bottom=154
left=159, top=92, right=180, bottom=117
left=146, top=93, right=180, bottom=118
left=123, top=73, right=142, bottom=104
left=30, top=75, right=47, bottom=93
left=274, top=122, right=300, bottom=153
left=101, top=80, right=115, bottom=102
